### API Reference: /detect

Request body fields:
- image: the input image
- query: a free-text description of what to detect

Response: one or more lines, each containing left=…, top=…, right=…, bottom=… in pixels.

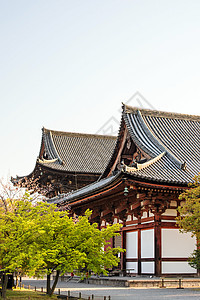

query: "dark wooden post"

left=154, top=213, right=161, bottom=276
left=135, top=209, right=141, bottom=276
left=121, top=226, right=126, bottom=272
left=137, top=225, right=141, bottom=275
left=120, top=210, right=127, bottom=273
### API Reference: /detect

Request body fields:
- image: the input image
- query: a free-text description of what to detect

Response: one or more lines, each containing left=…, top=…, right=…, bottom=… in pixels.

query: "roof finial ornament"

left=122, top=102, right=125, bottom=113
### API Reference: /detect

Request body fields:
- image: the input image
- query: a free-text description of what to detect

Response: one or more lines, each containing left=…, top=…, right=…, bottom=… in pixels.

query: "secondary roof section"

left=39, top=128, right=117, bottom=174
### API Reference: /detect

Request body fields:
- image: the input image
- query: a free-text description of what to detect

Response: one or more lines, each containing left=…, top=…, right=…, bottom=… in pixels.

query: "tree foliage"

left=0, top=186, right=123, bottom=297
left=176, top=174, right=200, bottom=269
left=27, top=205, right=122, bottom=295
left=176, top=175, right=200, bottom=239
left=0, top=194, right=41, bottom=299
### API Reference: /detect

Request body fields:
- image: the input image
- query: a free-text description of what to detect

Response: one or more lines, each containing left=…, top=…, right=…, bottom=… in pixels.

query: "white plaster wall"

left=101, top=220, right=105, bottom=226
left=162, top=229, right=196, bottom=258
left=161, top=220, right=176, bottom=223
left=162, top=209, right=177, bottom=216
left=126, top=262, right=138, bottom=273
left=113, top=217, right=118, bottom=224
left=126, top=215, right=132, bottom=221
left=141, top=229, right=154, bottom=258
left=141, top=262, right=155, bottom=274
left=141, top=211, right=147, bottom=219
left=126, top=231, right=138, bottom=258
left=162, top=262, right=197, bottom=274
left=141, top=221, right=154, bottom=225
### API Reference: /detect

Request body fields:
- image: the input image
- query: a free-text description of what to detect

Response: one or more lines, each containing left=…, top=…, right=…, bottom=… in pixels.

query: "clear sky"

left=1, top=0, right=200, bottom=179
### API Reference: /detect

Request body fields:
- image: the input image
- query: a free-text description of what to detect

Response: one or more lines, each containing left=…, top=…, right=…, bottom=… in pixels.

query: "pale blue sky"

left=1, top=0, right=200, bottom=179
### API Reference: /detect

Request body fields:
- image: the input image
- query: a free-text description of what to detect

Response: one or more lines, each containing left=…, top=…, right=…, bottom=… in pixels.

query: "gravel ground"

left=21, top=277, right=200, bottom=300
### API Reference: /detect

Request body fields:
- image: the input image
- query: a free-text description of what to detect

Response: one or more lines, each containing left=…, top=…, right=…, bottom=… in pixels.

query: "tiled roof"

left=122, top=105, right=200, bottom=184
left=39, top=128, right=117, bottom=174
left=48, top=106, right=200, bottom=205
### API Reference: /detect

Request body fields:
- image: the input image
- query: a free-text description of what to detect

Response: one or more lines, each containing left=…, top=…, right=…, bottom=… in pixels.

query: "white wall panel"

left=162, top=262, right=197, bottom=274
left=170, top=201, right=177, bottom=207
left=126, top=215, right=132, bottom=221
left=162, top=229, right=196, bottom=258
left=113, top=218, right=118, bottom=224
left=141, top=262, right=155, bottom=274
left=141, top=211, right=147, bottom=219
left=126, top=231, right=138, bottom=258
left=141, top=229, right=154, bottom=258
left=162, top=209, right=177, bottom=216
left=126, top=262, right=138, bottom=273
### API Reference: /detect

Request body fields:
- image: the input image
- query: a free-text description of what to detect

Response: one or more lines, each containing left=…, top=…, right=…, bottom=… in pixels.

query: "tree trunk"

left=48, top=270, right=60, bottom=296
left=15, top=274, right=19, bottom=287
left=46, top=273, right=51, bottom=295
left=2, top=274, right=8, bottom=300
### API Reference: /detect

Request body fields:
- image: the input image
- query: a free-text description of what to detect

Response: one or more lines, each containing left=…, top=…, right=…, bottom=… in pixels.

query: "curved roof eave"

left=122, top=105, right=185, bottom=170
left=47, top=171, right=123, bottom=205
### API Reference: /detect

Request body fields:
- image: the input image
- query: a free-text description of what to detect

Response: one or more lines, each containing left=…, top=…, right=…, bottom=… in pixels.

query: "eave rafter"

left=67, top=174, right=184, bottom=225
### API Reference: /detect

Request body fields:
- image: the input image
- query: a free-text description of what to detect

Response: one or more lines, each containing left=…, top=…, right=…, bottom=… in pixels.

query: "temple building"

left=47, top=104, right=200, bottom=276
left=13, top=127, right=116, bottom=197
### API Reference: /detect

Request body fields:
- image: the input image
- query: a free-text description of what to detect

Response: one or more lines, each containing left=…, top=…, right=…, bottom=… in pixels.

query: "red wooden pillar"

left=154, top=213, right=161, bottom=276
left=134, top=208, right=141, bottom=275
left=138, top=227, right=141, bottom=275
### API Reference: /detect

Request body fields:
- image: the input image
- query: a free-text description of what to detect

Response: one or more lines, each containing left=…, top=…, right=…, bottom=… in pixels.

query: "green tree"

left=71, top=211, right=121, bottom=278
left=176, top=174, right=200, bottom=269
left=0, top=199, right=43, bottom=299
left=30, top=206, right=122, bottom=296
left=0, top=197, right=123, bottom=297
left=29, top=202, right=85, bottom=296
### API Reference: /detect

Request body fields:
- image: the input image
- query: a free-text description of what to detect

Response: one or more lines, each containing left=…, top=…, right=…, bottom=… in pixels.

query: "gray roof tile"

left=123, top=106, right=200, bottom=183
left=48, top=106, right=200, bottom=204
left=40, top=128, right=117, bottom=174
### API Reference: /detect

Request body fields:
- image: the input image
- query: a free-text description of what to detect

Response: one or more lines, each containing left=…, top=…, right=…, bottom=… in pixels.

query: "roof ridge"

left=42, top=127, right=117, bottom=140
left=122, top=104, right=200, bottom=122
